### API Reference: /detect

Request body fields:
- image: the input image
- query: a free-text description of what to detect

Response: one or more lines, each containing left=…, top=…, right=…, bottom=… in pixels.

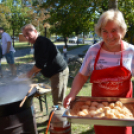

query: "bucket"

left=49, top=107, right=71, bottom=134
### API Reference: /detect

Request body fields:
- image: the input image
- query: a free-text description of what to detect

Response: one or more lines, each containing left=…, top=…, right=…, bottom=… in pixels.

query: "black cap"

left=0, top=27, right=4, bottom=31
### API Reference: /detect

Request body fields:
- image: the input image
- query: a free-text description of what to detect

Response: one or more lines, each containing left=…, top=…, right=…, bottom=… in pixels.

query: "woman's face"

left=101, top=21, right=122, bottom=46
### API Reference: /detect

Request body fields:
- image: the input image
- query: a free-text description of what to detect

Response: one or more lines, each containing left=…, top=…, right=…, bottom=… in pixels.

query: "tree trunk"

left=108, top=0, right=118, bottom=9
left=64, top=37, right=68, bottom=48
left=82, top=34, right=85, bottom=44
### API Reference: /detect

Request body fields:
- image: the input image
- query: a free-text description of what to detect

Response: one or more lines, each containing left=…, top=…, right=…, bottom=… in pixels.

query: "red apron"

left=90, top=41, right=133, bottom=134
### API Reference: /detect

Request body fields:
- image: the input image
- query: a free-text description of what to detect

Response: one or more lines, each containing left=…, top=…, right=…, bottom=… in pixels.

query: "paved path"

left=1, top=41, right=93, bottom=63
left=67, top=45, right=90, bottom=58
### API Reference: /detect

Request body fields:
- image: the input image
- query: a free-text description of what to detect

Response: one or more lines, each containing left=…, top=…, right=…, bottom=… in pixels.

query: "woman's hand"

left=63, top=94, right=75, bottom=108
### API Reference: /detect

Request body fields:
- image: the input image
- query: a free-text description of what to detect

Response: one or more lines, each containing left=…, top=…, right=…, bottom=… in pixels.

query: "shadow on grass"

left=37, top=120, right=48, bottom=127
left=79, top=127, right=95, bottom=134
left=38, top=128, right=46, bottom=134
left=37, top=120, right=48, bottom=134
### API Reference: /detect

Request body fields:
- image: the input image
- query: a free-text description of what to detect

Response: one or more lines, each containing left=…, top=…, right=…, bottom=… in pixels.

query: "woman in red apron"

left=63, top=9, right=133, bottom=134
left=90, top=40, right=132, bottom=134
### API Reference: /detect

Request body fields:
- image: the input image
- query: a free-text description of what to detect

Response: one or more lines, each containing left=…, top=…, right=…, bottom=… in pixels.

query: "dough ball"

left=116, top=114, right=126, bottom=119
left=91, top=101, right=99, bottom=107
left=109, top=103, right=115, bottom=109
left=97, top=103, right=104, bottom=109
left=114, top=106, right=122, bottom=112
left=81, top=105, right=89, bottom=110
left=103, top=106, right=111, bottom=112
left=69, top=109, right=77, bottom=116
left=115, top=101, right=123, bottom=108
left=94, top=113, right=105, bottom=118
left=96, top=108, right=103, bottom=114
left=71, top=102, right=84, bottom=114
left=82, top=109, right=89, bottom=115
left=106, top=113, right=116, bottom=119
left=89, top=106, right=97, bottom=111
left=88, top=110, right=97, bottom=117
left=85, top=100, right=91, bottom=106
left=102, top=102, right=109, bottom=106
left=77, top=111, right=87, bottom=116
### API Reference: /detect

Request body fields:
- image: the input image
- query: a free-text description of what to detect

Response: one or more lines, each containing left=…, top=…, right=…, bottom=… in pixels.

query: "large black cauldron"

left=0, top=82, right=38, bottom=134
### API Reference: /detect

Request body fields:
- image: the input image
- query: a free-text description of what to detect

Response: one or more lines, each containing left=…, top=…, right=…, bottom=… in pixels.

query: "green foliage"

left=41, top=0, right=99, bottom=37
left=0, top=0, right=33, bottom=36
left=1, top=0, right=134, bottom=44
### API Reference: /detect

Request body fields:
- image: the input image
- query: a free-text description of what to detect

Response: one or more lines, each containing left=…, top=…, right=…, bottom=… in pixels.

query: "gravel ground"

left=0, top=62, right=34, bottom=85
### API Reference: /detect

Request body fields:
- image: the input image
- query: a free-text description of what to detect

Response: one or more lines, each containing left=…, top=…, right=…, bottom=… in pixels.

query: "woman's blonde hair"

left=95, top=9, right=127, bottom=38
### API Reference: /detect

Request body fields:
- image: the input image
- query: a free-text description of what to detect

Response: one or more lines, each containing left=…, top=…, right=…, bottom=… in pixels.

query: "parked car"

left=69, top=37, right=77, bottom=43
left=55, top=37, right=64, bottom=42
left=12, top=36, right=19, bottom=41
left=77, top=38, right=84, bottom=44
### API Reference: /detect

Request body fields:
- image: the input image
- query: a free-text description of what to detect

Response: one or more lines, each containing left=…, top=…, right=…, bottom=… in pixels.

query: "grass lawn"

left=14, top=41, right=31, bottom=50
left=14, top=41, right=87, bottom=51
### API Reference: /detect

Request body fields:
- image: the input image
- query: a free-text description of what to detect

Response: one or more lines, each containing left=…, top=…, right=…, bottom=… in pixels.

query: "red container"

left=50, top=123, right=71, bottom=134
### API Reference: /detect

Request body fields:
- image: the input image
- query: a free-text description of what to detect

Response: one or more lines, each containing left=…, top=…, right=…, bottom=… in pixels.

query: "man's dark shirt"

left=34, top=36, right=67, bottom=78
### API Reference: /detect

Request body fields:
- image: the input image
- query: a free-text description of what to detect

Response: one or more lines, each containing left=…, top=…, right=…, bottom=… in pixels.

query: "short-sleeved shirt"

left=63, top=48, right=67, bottom=53
left=0, top=44, right=2, bottom=58
left=80, top=40, right=134, bottom=77
left=34, top=36, right=67, bottom=78
left=1, top=32, right=15, bottom=55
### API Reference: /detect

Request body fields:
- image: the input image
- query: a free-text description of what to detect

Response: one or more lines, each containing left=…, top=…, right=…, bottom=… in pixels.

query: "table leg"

left=44, top=95, right=48, bottom=115
left=39, top=96, right=43, bottom=112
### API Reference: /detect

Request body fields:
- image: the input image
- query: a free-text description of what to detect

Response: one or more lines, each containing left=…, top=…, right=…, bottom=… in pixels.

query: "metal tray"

left=62, top=96, right=134, bottom=126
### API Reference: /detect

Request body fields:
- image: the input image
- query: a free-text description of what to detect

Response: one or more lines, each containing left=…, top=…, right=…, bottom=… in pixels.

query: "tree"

left=1, top=0, right=134, bottom=45
left=0, top=0, right=34, bottom=46
left=0, top=3, right=11, bottom=32
left=107, top=0, right=134, bottom=44
left=40, top=0, right=99, bottom=46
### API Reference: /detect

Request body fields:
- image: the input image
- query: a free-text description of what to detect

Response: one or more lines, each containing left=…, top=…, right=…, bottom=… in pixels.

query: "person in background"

left=63, top=9, right=134, bottom=134
left=0, top=42, right=3, bottom=77
left=22, top=24, right=69, bottom=107
left=0, top=27, right=16, bottom=76
left=93, top=38, right=97, bottom=44
left=63, top=45, right=68, bottom=60
left=64, top=37, right=68, bottom=48
left=30, top=43, right=34, bottom=54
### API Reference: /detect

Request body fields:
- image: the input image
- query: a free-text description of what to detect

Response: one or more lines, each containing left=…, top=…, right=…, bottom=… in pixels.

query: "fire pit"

left=0, top=82, right=38, bottom=134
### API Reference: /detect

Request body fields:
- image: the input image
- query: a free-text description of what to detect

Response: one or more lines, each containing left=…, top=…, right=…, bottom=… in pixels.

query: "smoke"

left=0, top=80, right=36, bottom=105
